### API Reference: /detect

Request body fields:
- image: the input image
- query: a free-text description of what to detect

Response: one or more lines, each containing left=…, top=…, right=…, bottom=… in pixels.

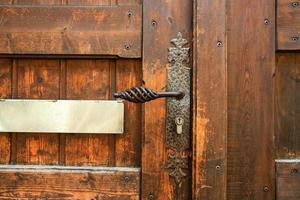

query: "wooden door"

left=0, top=1, right=193, bottom=199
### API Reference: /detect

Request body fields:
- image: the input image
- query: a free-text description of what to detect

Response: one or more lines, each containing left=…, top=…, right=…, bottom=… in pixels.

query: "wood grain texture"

left=0, top=59, right=11, bottom=164
left=0, top=5, right=141, bottom=58
left=275, top=53, right=300, bottom=158
left=276, top=160, right=300, bottom=200
left=1, top=0, right=142, bottom=5
left=65, top=60, right=112, bottom=166
left=67, top=0, right=141, bottom=5
left=193, top=0, right=227, bottom=199
left=0, top=165, right=140, bottom=199
left=142, top=1, right=192, bottom=199
left=15, top=59, right=60, bottom=165
left=115, top=59, right=141, bottom=167
left=227, top=0, right=275, bottom=199
left=277, top=0, right=300, bottom=50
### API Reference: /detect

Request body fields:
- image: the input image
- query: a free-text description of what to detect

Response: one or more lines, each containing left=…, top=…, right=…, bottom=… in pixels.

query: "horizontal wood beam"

left=277, top=0, right=300, bottom=50
left=0, top=5, right=141, bottom=58
left=0, top=165, right=140, bottom=199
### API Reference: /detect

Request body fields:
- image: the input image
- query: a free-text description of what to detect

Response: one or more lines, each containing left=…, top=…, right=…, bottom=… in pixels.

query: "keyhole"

left=175, top=117, right=184, bottom=125
left=175, top=117, right=184, bottom=134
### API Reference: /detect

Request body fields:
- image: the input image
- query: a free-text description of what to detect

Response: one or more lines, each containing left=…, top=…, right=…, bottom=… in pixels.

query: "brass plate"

left=0, top=99, right=124, bottom=134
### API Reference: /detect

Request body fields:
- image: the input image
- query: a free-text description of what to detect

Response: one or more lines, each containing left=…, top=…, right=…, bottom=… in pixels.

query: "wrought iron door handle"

left=113, top=87, right=184, bottom=103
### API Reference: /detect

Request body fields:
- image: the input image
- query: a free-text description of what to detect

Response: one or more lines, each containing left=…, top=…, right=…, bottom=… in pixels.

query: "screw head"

left=124, top=44, right=131, bottom=50
left=291, top=168, right=298, bottom=174
left=216, top=165, right=221, bottom=170
left=291, top=36, right=299, bottom=41
left=291, top=2, right=299, bottom=7
left=148, top=194, right=154, bottom=200
left=264, top=19, right=270, bottom=25
left=127, top=10, right=133, bottom=17
left=151, top=20, right=158, bottom=27
left=123, top=176, right=130, bottom=182
left=217, top=41, right=223, bottom=47
left=263, top=186, right=270, bottom=192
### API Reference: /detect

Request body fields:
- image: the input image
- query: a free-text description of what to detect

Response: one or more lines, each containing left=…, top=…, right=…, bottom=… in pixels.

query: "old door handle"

left=113, top=87, right=184, bottom=103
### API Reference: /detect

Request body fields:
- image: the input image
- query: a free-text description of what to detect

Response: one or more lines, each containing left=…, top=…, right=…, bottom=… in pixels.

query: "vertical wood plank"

left=10, top=59, right=18, bottom=164
left=227, top=1, right=275, bottom=199
left=142, top=1, right=192, bottom=199
left=193, top=0, right=227, bottom=199
left=65, top=59, right=112, bottom=166
left=15, top=59, right=60, bottom=164
left=0, top=59, right=12, bottom=164
left=275, top=53, right=300, bottom=158
left=115, top=59, right=141, bottom=167
left=59, top=59, right=67, bottom=165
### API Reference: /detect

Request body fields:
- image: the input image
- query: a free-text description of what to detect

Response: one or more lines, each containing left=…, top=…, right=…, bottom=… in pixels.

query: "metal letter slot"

left=0, top=99, right=124, bottom=134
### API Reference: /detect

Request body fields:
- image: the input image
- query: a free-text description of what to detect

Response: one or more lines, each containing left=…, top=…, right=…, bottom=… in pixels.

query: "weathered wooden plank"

left=0, top=165, right=140, bottom=199
left=66, top=0, right=141, bottom=5
left=275, top=53, right=300, bottom=158
left=277, top=0, right=300, bottom=50
left=15, top=59, right=60, bottom=165
left=65, top=60, right=112, bottom=166
left=227, top=0, right=275, bottom=199
left=0, top=59, right=11, bottom=164
left=115, top=59, right=141, bottom=167
left=276, top=160, right=300, bottom=200
left=142, top=0, right=192, bottom=199
left=193, top=0, right=227, bottom=199
left=0, top=5, right=141, bottom=58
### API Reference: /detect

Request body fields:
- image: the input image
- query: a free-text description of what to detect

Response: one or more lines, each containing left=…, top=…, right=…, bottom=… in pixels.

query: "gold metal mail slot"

left=0, top=99, right=124, bottom=134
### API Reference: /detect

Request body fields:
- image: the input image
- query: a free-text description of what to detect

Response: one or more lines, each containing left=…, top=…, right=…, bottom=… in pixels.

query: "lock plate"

left=164, top=33, right=191, bottom=188
left=166, top=32, right=191, bottom=151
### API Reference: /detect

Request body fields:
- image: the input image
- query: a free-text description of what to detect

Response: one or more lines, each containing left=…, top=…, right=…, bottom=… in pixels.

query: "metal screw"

left=263, top=186, right=270, bottom=192
left=151, top=20, right=158, bottom=27
left=123, top=176, right=130, bottom=182
left=148, top=193, right=154, bottom=200
left=291, top=2, right=299, bottom=7
left=264, top=19, right=270, bottom=25
left=127, top=10, right=133, bottom=17
left=216, top=165, right=221, bottom=170
left=217, top=41, right=223, bottom=47
left=291, top=168, right=298, bottom=174
left=124, top=44, right=131, bottom=50
left=291, top=36, right=299, bottom=41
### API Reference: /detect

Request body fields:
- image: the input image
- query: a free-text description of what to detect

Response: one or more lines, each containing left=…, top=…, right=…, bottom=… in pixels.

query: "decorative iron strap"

left=113, top=87, right=184, bottom=103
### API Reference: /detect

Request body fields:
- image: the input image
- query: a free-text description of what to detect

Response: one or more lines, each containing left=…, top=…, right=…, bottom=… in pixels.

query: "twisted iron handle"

left=113, top=87, right=184, bottom=103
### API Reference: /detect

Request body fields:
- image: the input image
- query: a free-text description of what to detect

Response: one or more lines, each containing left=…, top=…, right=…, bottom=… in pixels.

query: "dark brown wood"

left=276, top=160, right=300, bottom=200
left=277, top=0, right=300, bottom=50
left=0, top=59, right=11, bottom=164
left=15, top=59, right=60, bottom=165
left=0, top=5, right=141, bottom=58
left=115, top=59, right=142, bottom=167
left=65, top=59, right=113, bottom=166
left=142, top=1, right=192, bottom=199
left=227, top=0, right=275, bottom=199
left=193, top=0, right=227, bottom=199
left=275, top=53, right=300, bottom=158
left=1, top=0, right=141, bottom=5
left=0, top=0, right=146, bottom=199
left=0, top=165, right=140, bottom=199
